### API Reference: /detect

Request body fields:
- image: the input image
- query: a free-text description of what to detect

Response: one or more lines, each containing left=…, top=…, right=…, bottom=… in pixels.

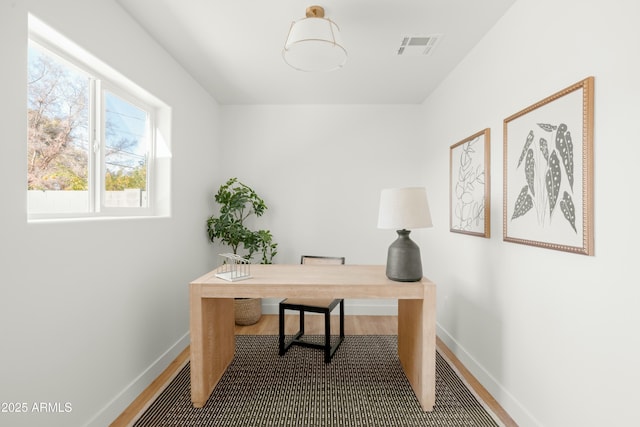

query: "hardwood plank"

left=109, top=346, right=190, bottom=427
left=235, top=314, right=398, bottom=335
left=436, top=337, right=519, bottom=427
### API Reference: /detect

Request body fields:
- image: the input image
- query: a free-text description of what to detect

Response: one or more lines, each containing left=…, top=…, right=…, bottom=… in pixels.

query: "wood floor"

left=110, top=315, right=517, bottom=427
left=237, top=313, right=398, bottom=335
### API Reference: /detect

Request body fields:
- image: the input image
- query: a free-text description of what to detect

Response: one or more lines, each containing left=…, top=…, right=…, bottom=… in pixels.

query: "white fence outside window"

left=28, top=189, right=146, bottom=213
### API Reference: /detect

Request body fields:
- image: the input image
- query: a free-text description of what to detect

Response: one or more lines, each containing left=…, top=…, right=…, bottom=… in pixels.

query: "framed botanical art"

left=450, top=128, right=490, bottom=237
left=503, top=77, right=594, bottom=255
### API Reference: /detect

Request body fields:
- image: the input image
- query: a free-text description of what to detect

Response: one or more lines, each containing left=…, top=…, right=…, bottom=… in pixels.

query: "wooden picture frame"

left=503, top=77, right=594, bottom=255
left=450, top=128, right=491, bottom=237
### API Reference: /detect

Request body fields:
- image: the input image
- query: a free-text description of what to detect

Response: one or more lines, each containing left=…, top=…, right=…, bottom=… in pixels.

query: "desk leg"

left=190, top=284, right=235, bottom=408
left=398, top=286, right=436, bottom=411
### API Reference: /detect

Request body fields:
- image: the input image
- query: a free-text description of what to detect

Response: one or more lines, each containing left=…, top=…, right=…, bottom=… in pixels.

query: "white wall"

left=0, top=1, right=222, bottom=426
left=3, top=1, right=638, bottom=426
left=418, top=0, right=640, bottom=426
left=218, top=105, right=429, bottom=313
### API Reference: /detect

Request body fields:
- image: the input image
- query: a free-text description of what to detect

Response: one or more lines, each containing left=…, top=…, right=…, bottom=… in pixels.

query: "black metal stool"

left=278, top=256, right=345, bottom=363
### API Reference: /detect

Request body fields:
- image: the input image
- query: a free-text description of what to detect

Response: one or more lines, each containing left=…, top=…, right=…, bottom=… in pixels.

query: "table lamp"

left=377, top=187, right=433, bottom=282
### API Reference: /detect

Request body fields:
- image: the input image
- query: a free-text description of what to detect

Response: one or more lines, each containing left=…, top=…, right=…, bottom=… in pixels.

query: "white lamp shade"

left=377, top=187, right=433, bottom=230
left=283, top=17, right=347, bottom=72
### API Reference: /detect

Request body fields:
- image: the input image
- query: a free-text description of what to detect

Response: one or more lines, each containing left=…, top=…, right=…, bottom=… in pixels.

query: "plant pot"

left=234, top=298, right=262, bottom=326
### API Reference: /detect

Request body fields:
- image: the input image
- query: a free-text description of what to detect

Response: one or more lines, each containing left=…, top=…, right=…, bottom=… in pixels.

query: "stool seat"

left=280, top=298, right=337, bottom=308
left=279, top=298, right=344, bottom=363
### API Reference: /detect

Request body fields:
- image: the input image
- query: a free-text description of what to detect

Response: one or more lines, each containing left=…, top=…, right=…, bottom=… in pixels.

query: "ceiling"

left=116, top=0, right=516, bottom=105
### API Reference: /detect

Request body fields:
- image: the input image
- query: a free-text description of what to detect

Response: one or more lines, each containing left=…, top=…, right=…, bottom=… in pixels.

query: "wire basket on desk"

left=215, top=253, right=251, bottom=282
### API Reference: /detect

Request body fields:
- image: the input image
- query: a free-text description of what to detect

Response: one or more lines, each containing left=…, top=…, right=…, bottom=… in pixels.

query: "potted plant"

left=206, top=177, right=278, bottom=325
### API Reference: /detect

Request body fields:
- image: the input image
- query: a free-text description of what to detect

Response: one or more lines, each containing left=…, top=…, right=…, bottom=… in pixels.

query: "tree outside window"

left=27, top=42, right=151, bottom=215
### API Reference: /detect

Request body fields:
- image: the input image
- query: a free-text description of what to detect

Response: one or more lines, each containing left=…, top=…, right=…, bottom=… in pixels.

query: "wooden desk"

left=189, top=264, right=436, bottom=411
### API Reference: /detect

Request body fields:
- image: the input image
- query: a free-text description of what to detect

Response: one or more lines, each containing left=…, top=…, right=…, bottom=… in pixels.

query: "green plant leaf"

left=517, top=130, right=534, bottom=168
left=545, top=150, right=561, bottom=216
left=559, top=191, right=577, bottom=233
left=207, top=177, right=277, bottom=263
left=511, top=185, right=533, bottom=220
left=525, top=148, right=535, bottom=196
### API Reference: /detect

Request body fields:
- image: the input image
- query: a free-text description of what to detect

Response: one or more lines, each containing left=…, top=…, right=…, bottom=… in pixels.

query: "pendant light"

left=282, top=5, right=347, bottom=72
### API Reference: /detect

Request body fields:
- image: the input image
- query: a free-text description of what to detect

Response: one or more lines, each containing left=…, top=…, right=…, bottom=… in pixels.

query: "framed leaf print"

left=450, top=128, right=490, bottom=237
left=503, top=77, right=594, bottom=255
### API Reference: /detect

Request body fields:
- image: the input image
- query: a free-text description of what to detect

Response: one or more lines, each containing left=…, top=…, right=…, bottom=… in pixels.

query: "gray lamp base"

left=385, top=229, right=423, bottom=282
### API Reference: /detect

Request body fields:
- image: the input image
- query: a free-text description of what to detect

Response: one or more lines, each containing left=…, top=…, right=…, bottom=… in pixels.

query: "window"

left=27, top=17, right=169, bottom=220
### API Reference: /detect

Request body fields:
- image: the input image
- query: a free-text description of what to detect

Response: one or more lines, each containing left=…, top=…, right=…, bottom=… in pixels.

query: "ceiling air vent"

left=397, top=34, right=442, bottom=56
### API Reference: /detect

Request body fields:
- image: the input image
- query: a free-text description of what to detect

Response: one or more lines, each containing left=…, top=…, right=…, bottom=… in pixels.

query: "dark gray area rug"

left=134, top=335, right=502, bottom=426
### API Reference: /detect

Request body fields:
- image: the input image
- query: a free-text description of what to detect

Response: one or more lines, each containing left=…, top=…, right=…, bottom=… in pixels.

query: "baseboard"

left=261, top=298, right=398, bottom=316
left=436, top=324, right=541, bottom=427
left=83, top=332, right=190, bottom=427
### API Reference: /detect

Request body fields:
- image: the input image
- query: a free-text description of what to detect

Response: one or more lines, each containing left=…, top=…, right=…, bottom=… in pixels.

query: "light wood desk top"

left=190, top=264, right=433, bottom=299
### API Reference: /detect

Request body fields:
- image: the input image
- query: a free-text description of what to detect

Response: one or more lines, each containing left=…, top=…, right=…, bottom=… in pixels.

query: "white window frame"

left=97, top=81, right=155, bottom=216
left=28, top=16, right=169, bottom=221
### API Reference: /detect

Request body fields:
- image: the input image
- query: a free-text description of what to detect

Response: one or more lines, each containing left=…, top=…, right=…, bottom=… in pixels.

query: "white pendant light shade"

left=283, top=6, right=347, bottom=72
